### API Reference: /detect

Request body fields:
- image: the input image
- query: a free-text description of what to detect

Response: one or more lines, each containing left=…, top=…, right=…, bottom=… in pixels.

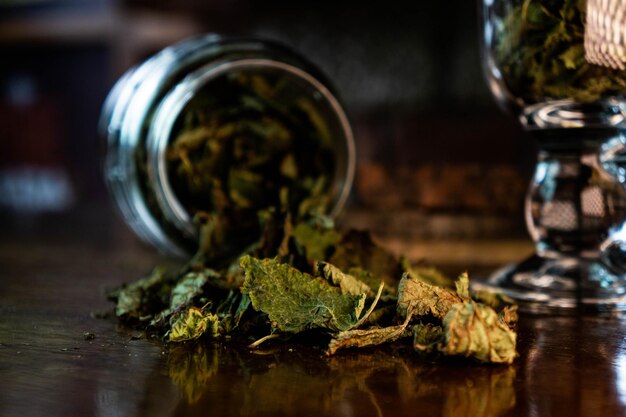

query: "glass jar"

left=100, top=35, right=355, bottom=258
left=479, top=0, right=626, bottom=310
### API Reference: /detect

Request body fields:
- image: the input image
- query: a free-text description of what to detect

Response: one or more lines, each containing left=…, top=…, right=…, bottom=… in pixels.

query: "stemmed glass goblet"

left=478, top=0, right=626, bottom=310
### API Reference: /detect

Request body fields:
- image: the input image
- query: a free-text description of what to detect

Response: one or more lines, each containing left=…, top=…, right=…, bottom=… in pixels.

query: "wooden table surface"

left=2, top=209, right=626, bottom=417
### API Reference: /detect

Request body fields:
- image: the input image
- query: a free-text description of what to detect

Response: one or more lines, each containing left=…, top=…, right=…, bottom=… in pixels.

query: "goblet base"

left=474, top=254, right=626, bottom=313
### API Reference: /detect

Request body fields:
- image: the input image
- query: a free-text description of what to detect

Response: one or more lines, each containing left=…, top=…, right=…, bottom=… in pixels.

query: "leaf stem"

left=248, top=333, right=281, bottom=349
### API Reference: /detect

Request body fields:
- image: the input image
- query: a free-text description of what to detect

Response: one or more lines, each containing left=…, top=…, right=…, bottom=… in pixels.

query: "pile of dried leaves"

left=111, top=210, right=518, bottom=364
left=494, top=0, right=626, bottom=104
left=111, top=66, right=517, bottom=365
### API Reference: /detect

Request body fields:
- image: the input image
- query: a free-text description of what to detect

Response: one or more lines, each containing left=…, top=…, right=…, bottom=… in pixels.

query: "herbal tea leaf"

left=441, top=301, right=517, bottom=364
left=455, top=272, right=470, bottom=300
left=318, top=262, right=373, bottom=297
left=168, top=306, right=220, bottom=343
left=151, top=272, right=208, bottom=327
left=240, top=256, right=366, bottom=333
left=114, top=267, right=171, bottom=321
left=215, top=290, right=252, bottom=333
left=327, top=310, right=413, bottom=355
left=396, top=272, right=463, bottom=320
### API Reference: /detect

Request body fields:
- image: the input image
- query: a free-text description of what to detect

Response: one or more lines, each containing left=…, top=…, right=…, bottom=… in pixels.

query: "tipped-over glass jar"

left=100, top=35, right=355, bottom=258
left=479, top=0, right=626, bottom=310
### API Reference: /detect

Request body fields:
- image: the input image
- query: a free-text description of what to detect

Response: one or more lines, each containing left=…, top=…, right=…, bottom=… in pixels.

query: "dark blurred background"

left=0, top=0, right=535, bottom=255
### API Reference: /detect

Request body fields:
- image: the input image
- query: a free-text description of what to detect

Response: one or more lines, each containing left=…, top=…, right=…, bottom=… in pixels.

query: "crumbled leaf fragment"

left=455, top=273, right=471, bottom=300
left=114, top=267, right=171, bottom=321
left=472, top=289, right=519, bottom=329
left=215, top=291, right=252, bottom=333
left=168, top=306, right=220, bottom=343
left=499, top=305, right=519, bottom=330
left=327, top=310, right=414, bottom=355
left=152, top=271, right=210, bottom=326
left=240, top=256, right=366, bottom=333
left=396, top=272, right=462, bottom=320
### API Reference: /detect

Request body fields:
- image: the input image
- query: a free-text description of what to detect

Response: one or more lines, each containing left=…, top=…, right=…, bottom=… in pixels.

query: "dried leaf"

left=327, top=310, right=414, bottom=355
left=167, top=306, right=220, bottom=343
left=240, top=256, right=366, bottom=333
left=441, top=301, right=517, bottom=364
left=114, top=267, right=171, bottom=321
left=151, top=271, right=212, bottom=326
left=499, top=305, right=519, bottom=330
left=164, top=69, right=337, bottom=262
left=215, top=290, right=251, bottom=333
left=396, top=272, right=462, bottom=320
left=471, top=289, right=519, bottom=330
left=455, top=273, right=470, bottom=300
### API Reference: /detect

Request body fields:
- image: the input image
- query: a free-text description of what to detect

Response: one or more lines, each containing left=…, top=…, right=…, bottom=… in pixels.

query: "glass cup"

left=477, top=0, right=626, bottom=310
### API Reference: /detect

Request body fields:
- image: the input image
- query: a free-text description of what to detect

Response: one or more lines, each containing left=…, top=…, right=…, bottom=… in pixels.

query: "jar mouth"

left=146, top=58, right=355, bottom=244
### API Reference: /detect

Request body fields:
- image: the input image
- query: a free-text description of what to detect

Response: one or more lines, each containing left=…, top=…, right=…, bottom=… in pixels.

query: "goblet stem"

left=476, top=126, right=626, bottom=311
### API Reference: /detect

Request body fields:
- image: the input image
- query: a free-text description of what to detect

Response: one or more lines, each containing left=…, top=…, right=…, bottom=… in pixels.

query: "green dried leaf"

left=240, top=256, right=366, bottom=333
left=215, top=290, right=251, bottom=333
left=167, top=306, right=220, bottom=343
left=150, top=270, right=211, bottom=327
left=441, top=301, right=517, bottom=364
left=169, top=272, right=209, bottom=307
left=396, top=272, right=463, bottom=320
left=559, top=44, right=584, bottom=69
left=114, top=267, right=171, bottom=321
left=455, top=272, right=470, bottom=300
left=327, top=311, right=414, bottom=355
left=228, top=169, right=264, bottom=209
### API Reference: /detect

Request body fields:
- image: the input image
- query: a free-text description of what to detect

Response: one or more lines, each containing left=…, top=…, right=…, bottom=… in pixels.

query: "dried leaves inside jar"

left=165, top=69, right=337, bottom=264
